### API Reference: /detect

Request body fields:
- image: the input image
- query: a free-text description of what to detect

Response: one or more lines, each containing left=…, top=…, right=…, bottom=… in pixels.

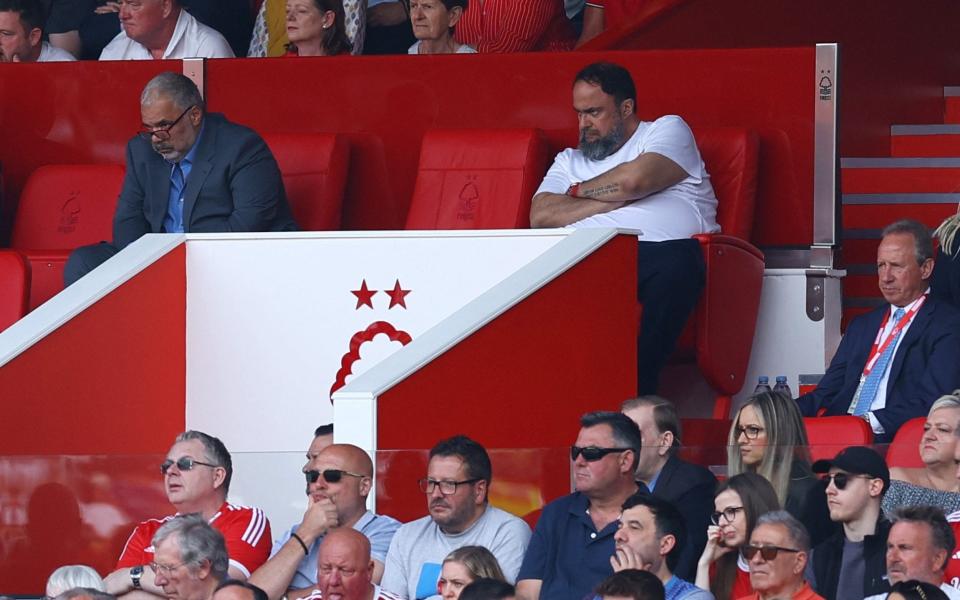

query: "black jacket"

left=650, top=454, right=718, bottom=581
left=808, top=516, right=891, bottom=600
left=785, top=461, right=836, bottom=547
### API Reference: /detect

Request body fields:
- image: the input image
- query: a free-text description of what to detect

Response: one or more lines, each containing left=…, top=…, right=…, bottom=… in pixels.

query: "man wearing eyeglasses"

left=381, top=435, right=531, bottom=599
left=803, top=446, right=890, bottom=600
left=516, top=411, right=644, bottom=600
left=150, top=514, right=230, bottom=600
left=64, top=70, right=298, bottom=285
left=250, top=442, right=400, bottom=600
left=739, top=510, right=823, bottom=600
left=864, top=506, right=960, bottom=600
left=104, top=430, right=272, bottom=599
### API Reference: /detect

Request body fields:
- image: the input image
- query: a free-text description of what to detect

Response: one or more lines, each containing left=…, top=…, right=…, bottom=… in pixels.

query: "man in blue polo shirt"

left=516, top=411, right=645, bottom=600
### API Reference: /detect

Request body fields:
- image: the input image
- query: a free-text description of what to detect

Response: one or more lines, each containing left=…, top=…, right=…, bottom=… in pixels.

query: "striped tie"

left=851, top=308, right=905, bottom=415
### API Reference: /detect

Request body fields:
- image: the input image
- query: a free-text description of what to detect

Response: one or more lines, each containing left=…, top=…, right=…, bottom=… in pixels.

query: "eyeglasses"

left=304, top=469, right=367, bottom=484
left=570, top=446, right=632, bottom=462
left=138, top=105, right=195, bottom=141
left=710, top=506, right=744, bottom=525
left=160, top=456, right=219, bottom=475
left=735, top=425, right=764, bottom=440
left=418, top=477, right=481, bottom=495
left=822, top=472, right=875, bottom=490
left=741, top=544, right=801, bottom=561
left=150, top=561, right=189, bottom=576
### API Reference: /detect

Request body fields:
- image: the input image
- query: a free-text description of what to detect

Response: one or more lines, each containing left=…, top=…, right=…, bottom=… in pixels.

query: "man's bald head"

left=321, top=444, right=373, bottom=476
left=317, top=529, right=374, bottom=600
left=305, top=444, right=374, bottom=525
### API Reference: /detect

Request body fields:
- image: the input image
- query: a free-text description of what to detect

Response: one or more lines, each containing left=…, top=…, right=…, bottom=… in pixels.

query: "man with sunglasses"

left=64, top=70, right=298, bottom=285
left=516, top=411, right=644, bottom=600
left=250, top=443, right=400, bottom=600
left=381, top=435, right=530, bottom=599
left=740, top=511, right=822, bottom=600
left=621, top=396, right=716, bottom=580
left=804, top=446, right=890, bottom=600
left=104, top=431, right=272, bottom=599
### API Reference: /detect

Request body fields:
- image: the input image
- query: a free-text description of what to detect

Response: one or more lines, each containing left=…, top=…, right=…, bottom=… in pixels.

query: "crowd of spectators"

left=0, top=0, right=636, bottom=63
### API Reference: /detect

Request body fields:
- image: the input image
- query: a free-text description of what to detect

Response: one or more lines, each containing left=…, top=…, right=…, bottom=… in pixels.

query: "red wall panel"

left=0, top=245, right=187, bottom=456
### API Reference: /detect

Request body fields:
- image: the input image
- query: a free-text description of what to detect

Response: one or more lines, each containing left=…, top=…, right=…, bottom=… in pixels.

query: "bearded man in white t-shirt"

left=531, top=61, right=719, bottom=395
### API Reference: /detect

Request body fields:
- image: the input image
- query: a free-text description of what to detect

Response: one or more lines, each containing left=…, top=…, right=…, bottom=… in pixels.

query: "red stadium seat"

left=405, top=128, right=549, bottom=229
left=886, top=416, right=926, bottom=469
left=679, top=417, right=731, bottom=468
left=262, top=132, right=349, bottom=231
left=803, top=416, right=874, bottom=462
left=10, top=164, right=125, bottom=310
left=674, top=128, right=763, bottom=418
left=0, top=250, right=30, bottom=332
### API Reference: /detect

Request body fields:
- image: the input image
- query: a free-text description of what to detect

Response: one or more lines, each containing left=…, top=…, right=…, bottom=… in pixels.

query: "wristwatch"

left=131, top=565, right=144, bottom=590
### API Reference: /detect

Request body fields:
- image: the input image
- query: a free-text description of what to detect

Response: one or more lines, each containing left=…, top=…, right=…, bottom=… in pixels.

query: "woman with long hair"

left=933, top=210, right=960, bottom=308
left=435, top=545, right=507, bottom=599
left=884, top=392, right=960, bottom=517
left=285, top=0, right=353, bottom=56
left=726, top=391, right=834, bottom=546
left=695, top=472, right=780, bottom=600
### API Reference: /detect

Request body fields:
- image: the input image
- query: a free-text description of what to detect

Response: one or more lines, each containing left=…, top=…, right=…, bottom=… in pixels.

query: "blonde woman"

left=727, top=391, right=834, bottom=546
left=933, top=210, right=960, bottom=307
left=433, top=545, right=506, bottom=599
left=883, top=392, right=960, bottom=518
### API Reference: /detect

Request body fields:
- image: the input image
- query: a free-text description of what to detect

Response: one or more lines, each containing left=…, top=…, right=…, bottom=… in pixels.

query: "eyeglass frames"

left=160, top=456, right=219, bottom=475
left=570, top=446, right=632, bottom=462
left=710, top=506, right=744, bottom=525
left=418, top=478, right=481, bottom=495
left=138, top=105, right=196, bottom=141
left=304, top=469, right=367, bottom=485
left=741, top=544, right=801, bottom=561
left=734, top=425, right=764, bottom=440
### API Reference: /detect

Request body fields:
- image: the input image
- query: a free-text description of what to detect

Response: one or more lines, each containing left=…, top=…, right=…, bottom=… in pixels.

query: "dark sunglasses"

left=822, top=472, right=875, bottom=490
left=741, top=544, right=801, bottom=561
left=305, top=469, right=367, bottom=484
left=161, top=456, right=219, bottom=475
left=570, top=445, right=632, bottom=462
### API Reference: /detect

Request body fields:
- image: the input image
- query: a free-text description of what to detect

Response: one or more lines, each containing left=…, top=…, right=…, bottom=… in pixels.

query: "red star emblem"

left=387, top=279, right=411, bottom=309
left=351, top=280, right=377, bottom=309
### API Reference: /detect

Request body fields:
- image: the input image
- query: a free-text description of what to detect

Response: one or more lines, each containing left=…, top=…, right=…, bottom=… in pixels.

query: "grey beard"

left=578, top=120, right=626, bottom=161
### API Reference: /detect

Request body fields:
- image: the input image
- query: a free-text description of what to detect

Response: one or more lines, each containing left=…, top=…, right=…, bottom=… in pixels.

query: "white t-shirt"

left=536, top=114, right=720, bottom=241
left=100, top=9, right=234, bottom=61
left=38, top=42, right=76, bottom=62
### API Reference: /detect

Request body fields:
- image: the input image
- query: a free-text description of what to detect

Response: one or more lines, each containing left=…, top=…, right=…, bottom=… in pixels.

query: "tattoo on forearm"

left=580, top=182, right=620, bottom=198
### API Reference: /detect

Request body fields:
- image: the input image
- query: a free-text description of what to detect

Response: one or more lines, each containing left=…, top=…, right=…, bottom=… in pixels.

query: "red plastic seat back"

left=693, top=128, right=759, bottom=241
left=0, top=250, right=30, bottom=331
left=262, top=132, right=349, bottom=231
left=886, top=416, right=926, bottom=469
left=405, top=128, right=549, bottom=230
left=803, top=416, right=874, bottom=462
left=678, top=418, right=731, bottom=468
left=11, top=164, right=125, bottom=250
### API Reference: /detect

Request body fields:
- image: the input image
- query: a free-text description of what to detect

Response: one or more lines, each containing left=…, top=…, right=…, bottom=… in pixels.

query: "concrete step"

left=891, top=124, right=960, bottom=157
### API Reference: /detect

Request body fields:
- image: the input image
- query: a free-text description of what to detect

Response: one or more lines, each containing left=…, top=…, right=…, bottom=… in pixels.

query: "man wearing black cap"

left=805, top=447, right=891, bottom=600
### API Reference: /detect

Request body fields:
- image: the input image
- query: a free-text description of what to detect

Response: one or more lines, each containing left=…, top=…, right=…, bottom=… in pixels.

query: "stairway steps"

left=842, top=201, right=958, bottom=231
left=891, top=125, right=960, bottom=157
left=841, top=158, right=960, bottom=193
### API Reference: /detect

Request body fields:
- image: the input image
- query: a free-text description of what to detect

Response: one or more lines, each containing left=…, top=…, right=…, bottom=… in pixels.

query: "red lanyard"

left=862, top=296, right=926, bottom=376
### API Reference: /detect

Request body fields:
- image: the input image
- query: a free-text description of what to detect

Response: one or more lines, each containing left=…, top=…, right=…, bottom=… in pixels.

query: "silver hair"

left=882, top=219, right=935, bottom=264
left=54, top=589, right=115, bottom=600
left=755, top=510, right=811, bottom=552
left=174, top=430, right=233, bottom=494
left=46, top=566, right=105, bottom=597
left=152, top=514, right=229, bottom=581
left=140, top=72, right=204, bottom=112
left=930, top=391, right=960, bottom=418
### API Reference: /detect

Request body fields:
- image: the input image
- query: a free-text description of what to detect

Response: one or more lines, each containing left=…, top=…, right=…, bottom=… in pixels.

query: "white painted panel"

left=185, top=231, right=568, bottom=454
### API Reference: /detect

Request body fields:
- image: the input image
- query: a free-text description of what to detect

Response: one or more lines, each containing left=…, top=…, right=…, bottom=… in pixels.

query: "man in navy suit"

left=65, top=71, right=297, bottom=284
left=796, top=219, right=960, bottom=442
left=621, top=396, right=716, bottom=581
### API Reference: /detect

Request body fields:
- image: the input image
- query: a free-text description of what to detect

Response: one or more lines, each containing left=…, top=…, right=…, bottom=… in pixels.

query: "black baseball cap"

left=812, top=446, right=890, bottom=491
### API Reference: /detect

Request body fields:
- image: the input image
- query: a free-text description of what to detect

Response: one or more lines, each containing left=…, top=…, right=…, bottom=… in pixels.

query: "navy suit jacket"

left=796, top=295, right=960, bottom=441
left=113, top=113, right=298, bottom=248
left=650, top=454, right=716, bottom=581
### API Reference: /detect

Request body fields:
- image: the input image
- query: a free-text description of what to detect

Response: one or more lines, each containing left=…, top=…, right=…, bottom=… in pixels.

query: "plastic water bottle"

left=773, top=375, right=793, bottom=398
left=753, top=376, right=772, bottom=394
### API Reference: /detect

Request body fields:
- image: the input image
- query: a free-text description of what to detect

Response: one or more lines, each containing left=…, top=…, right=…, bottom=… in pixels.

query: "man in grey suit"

left=65, top=71, right=297, bottom=285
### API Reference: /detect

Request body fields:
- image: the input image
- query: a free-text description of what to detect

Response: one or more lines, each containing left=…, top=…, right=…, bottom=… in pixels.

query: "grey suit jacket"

left=113, top=112, right=298, bottom=248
